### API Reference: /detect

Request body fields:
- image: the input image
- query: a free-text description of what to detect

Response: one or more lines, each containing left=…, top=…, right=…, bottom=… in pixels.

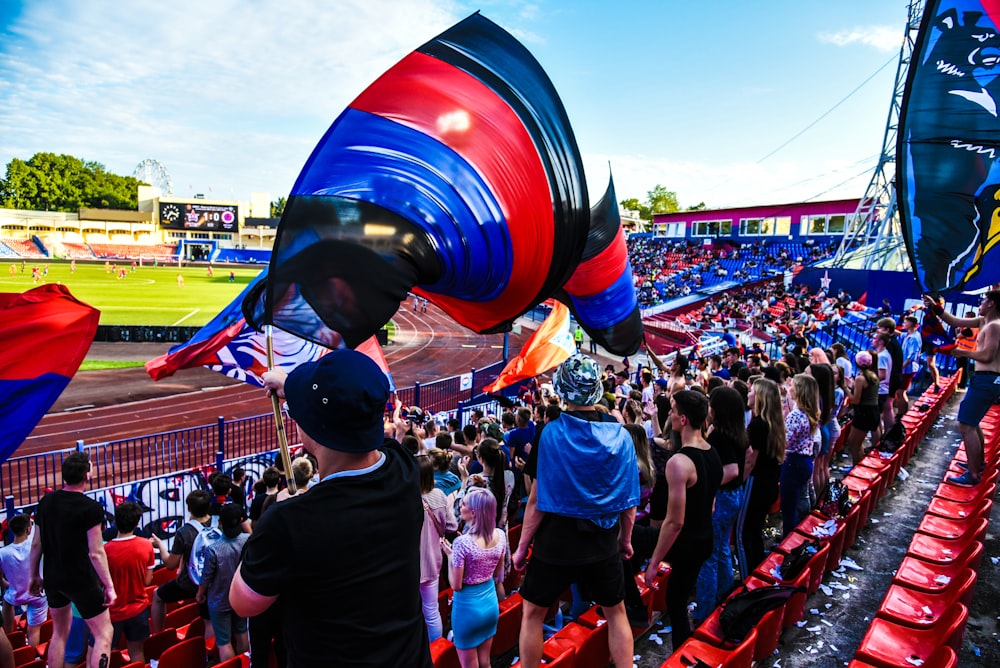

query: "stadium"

left=3, top=1, right=1000, bottom=668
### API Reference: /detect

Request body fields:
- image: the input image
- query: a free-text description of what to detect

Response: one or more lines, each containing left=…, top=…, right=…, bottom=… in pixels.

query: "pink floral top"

left=452, top=530, right=507, bottom=585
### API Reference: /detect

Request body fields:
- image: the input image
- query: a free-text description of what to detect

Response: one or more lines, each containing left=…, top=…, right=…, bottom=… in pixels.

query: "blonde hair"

left=751, top=379, right=786, bottom=463
left=792, top=374, right=821, bottom=432
left=290, top=456, right=314, bottom=488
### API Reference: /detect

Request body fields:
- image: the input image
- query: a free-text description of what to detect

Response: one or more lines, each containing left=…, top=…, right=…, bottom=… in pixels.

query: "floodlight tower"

left=832, top=0, right=924, bottom=270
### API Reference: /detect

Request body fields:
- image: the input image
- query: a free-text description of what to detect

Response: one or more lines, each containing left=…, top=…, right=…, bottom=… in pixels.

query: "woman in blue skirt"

left=440, top=487, right=507, bottom=668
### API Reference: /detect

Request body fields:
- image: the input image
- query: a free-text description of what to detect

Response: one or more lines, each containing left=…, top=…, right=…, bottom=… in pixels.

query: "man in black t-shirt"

left=29, top=452, right=116, bottom=668
left=231, top=350, right=431, bottom=668
left=513, top=355, right=639, bottom=668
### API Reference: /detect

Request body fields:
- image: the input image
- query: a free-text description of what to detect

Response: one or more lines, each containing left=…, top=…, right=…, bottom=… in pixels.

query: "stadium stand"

left=1, top=238, right=46, bottom=258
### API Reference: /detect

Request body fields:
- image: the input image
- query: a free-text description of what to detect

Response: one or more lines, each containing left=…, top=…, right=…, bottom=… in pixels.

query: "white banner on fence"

left=460, top=373, right=473, bottom=392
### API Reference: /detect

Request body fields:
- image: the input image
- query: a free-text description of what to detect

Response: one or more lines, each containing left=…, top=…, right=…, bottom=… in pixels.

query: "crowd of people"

left=627, top=236, right=840, bottom=306
left=4, top=283, right=999, bottom=668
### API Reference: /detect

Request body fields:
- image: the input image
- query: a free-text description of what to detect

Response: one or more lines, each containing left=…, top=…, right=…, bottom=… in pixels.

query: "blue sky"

left=0, top=0, right=906, bottom=210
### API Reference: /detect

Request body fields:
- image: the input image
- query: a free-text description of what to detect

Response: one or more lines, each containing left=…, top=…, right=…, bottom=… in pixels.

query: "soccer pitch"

left=1, top=259, right=264, bottom=326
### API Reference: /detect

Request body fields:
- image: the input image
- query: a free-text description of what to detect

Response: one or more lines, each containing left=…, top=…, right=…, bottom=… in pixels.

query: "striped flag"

left=146, top=270, right=394, bottom=391
left=0, top=285, right=99, bottom=464
left=483, top=300, right=575, bottom=393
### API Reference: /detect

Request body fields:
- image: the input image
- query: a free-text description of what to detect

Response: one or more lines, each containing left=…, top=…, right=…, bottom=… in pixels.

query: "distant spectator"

left=28, top=452, right=116, bottom=668
left=0, top=515, right=47, bottom=647
left=197, top=505, right=250, bottom=662
left=150, top=490, right=213, bottom=638
left=249, top=467, right=281, bottom=528
left=418, top=455, right=457, bottom=641
left=275, top=457, right=314, bottom=502
left=105, top=502, right=154, bottom=664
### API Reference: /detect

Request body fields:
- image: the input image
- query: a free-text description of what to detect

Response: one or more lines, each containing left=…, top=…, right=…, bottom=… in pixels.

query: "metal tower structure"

left=832, top=0, right=924, bottom=270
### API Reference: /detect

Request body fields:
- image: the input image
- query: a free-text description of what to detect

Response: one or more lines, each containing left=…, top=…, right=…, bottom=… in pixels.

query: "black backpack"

left=877, top=420, right=906, bottom=453
left=819, top=480, right=853, bottom=519
left=718, top=584, right=804, bottom=643
left=779, top=539, right=821, bottom=581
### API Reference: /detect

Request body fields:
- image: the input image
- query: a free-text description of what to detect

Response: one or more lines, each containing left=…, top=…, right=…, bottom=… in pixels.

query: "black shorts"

left=520, top=552, right=625, bottom=608
left=112, top=610, right=150, bottom=645
left=852, top=405, right=880, bottom=432
left=877, top=394, right=889, bottom=412
left=156, top=579, right=209, bottom=619
left=47, top=584, right=106, bottom=620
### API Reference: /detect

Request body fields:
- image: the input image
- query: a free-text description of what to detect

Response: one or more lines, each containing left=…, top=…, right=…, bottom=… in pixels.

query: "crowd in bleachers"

left=628, top=236, right=840, bottom=306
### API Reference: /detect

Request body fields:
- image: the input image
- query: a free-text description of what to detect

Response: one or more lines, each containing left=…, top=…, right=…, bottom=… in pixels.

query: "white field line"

left=172, top=309, right=200, bottom=326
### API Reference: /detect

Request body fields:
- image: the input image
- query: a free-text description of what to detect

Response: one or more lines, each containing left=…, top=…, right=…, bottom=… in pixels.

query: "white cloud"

left=0, top=0, right=464, bottom=198
left=818, top=26, right=900, bottom=52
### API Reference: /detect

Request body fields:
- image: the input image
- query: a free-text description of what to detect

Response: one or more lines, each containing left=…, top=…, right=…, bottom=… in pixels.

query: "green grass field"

left=1, top=260, right=262, bottom=326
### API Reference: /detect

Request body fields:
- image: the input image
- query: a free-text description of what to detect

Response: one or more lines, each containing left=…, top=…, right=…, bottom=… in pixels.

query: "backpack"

left=718, top=584, right=804, bottom=643
left=779, top=539, right=821, bottom=581
left=186, top=517, right=223, bottom=586
left=819, top=480, right=853, bottom=519
left=877, top=421, right=906, bottom=453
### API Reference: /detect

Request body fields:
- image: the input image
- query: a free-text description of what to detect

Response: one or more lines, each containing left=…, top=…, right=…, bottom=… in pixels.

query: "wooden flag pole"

left=266, top=325, right=297, bottom=494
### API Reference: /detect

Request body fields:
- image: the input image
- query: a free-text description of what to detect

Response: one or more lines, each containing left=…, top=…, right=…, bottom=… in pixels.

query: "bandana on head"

left=553, top=354, right=603, bottom=406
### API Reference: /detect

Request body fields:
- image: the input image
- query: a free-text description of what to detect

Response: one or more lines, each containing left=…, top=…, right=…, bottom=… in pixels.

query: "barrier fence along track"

left=3, top=360, right=508, bottom=511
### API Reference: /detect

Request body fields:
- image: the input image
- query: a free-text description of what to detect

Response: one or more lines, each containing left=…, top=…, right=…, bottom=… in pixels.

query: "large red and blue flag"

left=0, top=284, right=99, bottom=464
left=146, top=270, right=394, bottom=390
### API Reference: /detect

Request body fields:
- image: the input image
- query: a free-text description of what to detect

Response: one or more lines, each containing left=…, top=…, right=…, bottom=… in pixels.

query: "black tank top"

left=667, top=444, right=723, bottom=560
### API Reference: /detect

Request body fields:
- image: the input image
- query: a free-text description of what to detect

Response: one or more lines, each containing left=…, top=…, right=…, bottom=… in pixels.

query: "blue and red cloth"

left=0, top=284, right=99, bottom=464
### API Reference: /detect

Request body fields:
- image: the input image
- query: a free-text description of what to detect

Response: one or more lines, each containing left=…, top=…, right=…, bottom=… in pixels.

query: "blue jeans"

left=780, top=454, right=814, bottom=537
left=695, top=486, right=742, bottom=621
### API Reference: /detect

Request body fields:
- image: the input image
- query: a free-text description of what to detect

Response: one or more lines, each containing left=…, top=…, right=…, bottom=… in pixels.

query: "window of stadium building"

left=803, top=214, right=849, bottom=235
left=653, top=222, right=685, bottom=238
left=693, top=219, right=731, bottom=236
left=739, top=216, right=789, bottom=236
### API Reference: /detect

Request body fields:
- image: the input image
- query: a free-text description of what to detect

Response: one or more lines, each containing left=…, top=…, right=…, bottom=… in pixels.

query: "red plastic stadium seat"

left=659, top=628, right=757, bottom=668
left=848, top=645, right=958, bottom=668
left=546, top=621, right=609, bottom=668
left=143, top=627, right=180, bottom=662
left=491, top=594, right=523, bottom=656
left=933, top=480, right=996, bottom=505
left=744, top=574, right=807, bottom=630
left=650, top=562, right=671, bottom=613
left=906, top=532, right=984, bottom=569
left=12, top=646, right=37, bottom=666
left=163, top=602, right=199, bottom=632
left=893, top=553, right=982, bottom=597
left=694, top=595, right=783, bottom=662
left=429, top=637, right=460, bottom=668
left=156, top=636, right=207, bottom=668
left=854, top=602, right=967, bottom=668
left=917, top=515, right=988, bottom=543
left=510, top=638, right=576, bottom=667
left=926, top=495, right=992, bottom=522
left=150, top=567, right=177, bottom=587
left=4, top=630, right=26, bottom=648
left=877, top=567, right=976, bottom=628
left=793, top=512, right=846, bottom=575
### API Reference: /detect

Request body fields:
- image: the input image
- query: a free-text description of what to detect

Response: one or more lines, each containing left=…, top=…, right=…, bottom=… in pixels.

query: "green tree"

left=686, top=202, right=707, bottom=211
left=270, top=196, right=287, bottom=217
left=619, top=197, right=652, bottom=221
left=647, top=184, right=680, bottom=214
left=0, top=153, right=140, bottom=211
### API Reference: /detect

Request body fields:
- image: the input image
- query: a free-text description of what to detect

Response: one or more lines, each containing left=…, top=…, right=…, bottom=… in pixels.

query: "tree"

left=686, top=202, right=707, bottom=211
left=647, top=184, right=680, bottom=214
left=0, top=153, right=140, bottom=211
left=619, top=197, right=652, bottom=221
left=270, top=196, right=286, bottom=217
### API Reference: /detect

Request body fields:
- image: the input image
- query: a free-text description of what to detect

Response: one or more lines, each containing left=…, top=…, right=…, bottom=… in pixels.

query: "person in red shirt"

left=104, top=502, right=154, bottom=664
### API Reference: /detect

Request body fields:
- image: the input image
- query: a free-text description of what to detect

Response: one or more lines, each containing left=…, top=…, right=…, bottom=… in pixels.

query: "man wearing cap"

left=230, top=350, right=431, bottom=667
left=514, top=354, right=640, bottom=668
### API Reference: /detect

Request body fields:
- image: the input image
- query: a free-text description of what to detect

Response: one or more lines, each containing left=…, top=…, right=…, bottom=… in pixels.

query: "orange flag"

left=483, top=300, right=576, bottom=393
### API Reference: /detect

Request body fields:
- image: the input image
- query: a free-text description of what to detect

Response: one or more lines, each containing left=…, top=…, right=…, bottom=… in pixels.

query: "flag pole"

left=266, top=325, right=297, bottom=494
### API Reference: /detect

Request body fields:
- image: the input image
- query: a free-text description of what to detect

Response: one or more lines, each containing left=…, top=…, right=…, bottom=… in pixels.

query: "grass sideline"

left=2, top=259, right=262, bottom=326
left=78, top=360, right=147, bottom=371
